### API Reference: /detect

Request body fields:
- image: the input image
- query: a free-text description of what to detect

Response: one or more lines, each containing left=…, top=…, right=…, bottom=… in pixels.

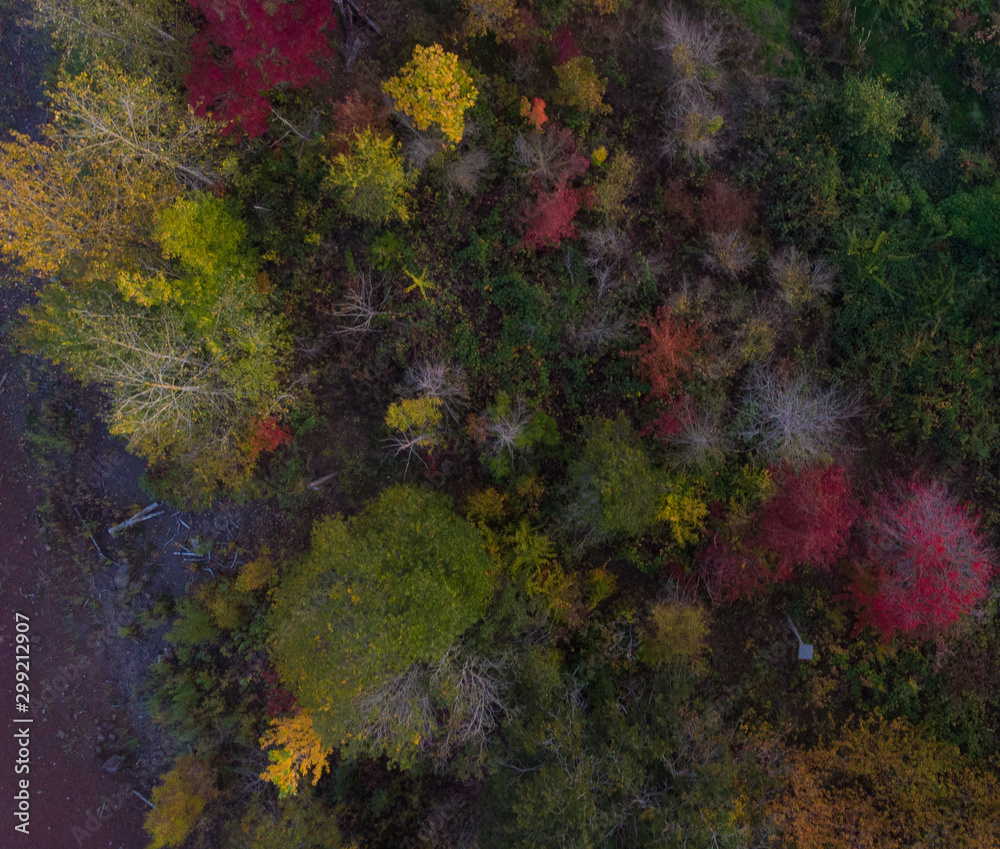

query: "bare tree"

left=403, top=361, right=467, bottom=421
left=330, top=269, right=389, bottom=336
left=736, top=366, right=856, bottom=466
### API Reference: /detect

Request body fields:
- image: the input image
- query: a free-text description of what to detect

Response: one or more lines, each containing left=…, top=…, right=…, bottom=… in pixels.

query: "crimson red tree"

left=186, top=0, right=336, bottom=138
left=756, top=463, right=858, bottom=578
left=523, top=183, right=582, bottom=249
left=852, top=480, right=995, bottom=638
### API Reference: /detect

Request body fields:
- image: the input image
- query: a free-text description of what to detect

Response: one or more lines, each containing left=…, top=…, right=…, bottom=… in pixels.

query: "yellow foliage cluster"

left=592, top=150, right=639, bottom=223
left=259, top=710, right=334, bottom=798
left=553, top=56, right=612, bottom=115
left=236, top=553, right=278, bottom=593
left=460, top=0, right=518, bottom=40
left=385, top=397, right=444, bottom=437
left=144, top=755, right=217, bottom=849
left=382, top=44, right=478, bottom=145
left=657, top=489, right=708, bottom=548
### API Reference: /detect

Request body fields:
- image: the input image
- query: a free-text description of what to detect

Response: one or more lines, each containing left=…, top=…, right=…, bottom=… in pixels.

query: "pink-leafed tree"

left=756, top=463, right=859, bottom=577
left=186, top=0, right=336, bottom=138
left=853, top=480, right=995, bottom=638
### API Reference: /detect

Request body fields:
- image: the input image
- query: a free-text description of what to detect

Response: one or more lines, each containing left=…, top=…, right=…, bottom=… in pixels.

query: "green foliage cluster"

left=268, top=485, right=496, bottom=760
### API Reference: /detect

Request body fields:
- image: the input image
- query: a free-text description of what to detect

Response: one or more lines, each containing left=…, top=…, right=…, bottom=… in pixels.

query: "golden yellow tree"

left=382, top=44, right=478, bottom=145
left=260, top=710, right=334, bottom=798
left=0, top=128, right=171, bottom=279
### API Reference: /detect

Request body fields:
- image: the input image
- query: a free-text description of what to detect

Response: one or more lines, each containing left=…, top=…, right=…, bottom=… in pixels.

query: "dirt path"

left=0, top=6, right=150, bottom=848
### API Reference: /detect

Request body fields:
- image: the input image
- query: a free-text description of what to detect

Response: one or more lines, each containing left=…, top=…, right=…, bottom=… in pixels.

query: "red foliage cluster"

left=328, top=91, right=386, bottom=154
left=696, top=534, right=768, bottom=603
left=186, top=0, right=336, bottom=138
left=245, top=415, right=293, bottom=463
left=551, top=26, right=582, bottom=64
left=851, top=480, right=996, bottom=638
left=640, top=394, right=693, bottom=443
left=630, top=307, right=701, bottom=400
left=262, top=668, right=297, bottom=717
left=700, top=178, right=758, bottom=235
left=757, top=463, right=858, bottom=578
left=523, top=183, right=582, bottom=249
left=522, top=125, right=589, bottom=250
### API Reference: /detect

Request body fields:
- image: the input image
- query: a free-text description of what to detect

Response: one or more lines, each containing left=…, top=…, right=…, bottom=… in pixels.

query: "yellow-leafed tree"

left=260, top=710, right=334, bottom=798
left=382, top=44, right=478, bottom=145
left=144, top=754, right=217, bottom=849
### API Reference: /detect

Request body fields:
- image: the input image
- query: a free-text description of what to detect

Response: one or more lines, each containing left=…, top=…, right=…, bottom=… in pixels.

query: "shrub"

left=853, top=480, right=995, bottom=638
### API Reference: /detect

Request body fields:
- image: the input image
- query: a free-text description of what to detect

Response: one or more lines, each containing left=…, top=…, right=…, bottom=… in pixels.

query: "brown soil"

left=0, top=5, right=150, bottom=847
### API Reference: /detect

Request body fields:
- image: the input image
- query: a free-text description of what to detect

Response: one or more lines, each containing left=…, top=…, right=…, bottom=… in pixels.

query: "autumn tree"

left=52, top=63, right=223, bottom=188
left=144, top=754, right=217, bottom=849
left=259, top=709, right=334, bottom=797
left=20, top=193, right=289, bottom=503
left=736, top=367, right=855, bottom=466
left=768, top=718, right=1000, bottom=848
left=268, top=485, right=497, bottom=765
left=28, top=0, right=189, bottom=71
left=0, top=63, right=222, bottom=282
left=756, top=463, right=858, bottom=577
left=0, top=128, right=170, bottom=280
left=631, top=306, right=702, bottom=401
left=853, top=480, right=995, bottom=637
left=326, top=128, right=415, bottom=224
left=382, top=44, right=478, bottom=145
left=186, top=0, right=336, bottom=137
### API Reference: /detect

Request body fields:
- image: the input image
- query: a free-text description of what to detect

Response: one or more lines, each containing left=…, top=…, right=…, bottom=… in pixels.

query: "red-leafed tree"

left=630, top=307, right=701, bottom=401
left=523, top=183, right=582, bottom=249
left=852, top=480, right=995, bottom=638
left=186, top=0, right=336, bottom=138
left=756, top=463, right=858, bottom=577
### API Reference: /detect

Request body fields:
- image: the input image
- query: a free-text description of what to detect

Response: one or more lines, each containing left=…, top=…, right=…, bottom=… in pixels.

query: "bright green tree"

left=268, top=484, right=496, bottom=762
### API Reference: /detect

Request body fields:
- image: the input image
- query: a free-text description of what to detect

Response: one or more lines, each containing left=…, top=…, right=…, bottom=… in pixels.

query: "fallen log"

left=109, top=503, right=164, bottom=537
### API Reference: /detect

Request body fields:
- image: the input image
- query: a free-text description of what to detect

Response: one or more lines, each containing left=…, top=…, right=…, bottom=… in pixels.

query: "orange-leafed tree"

left=259, top=709, right=334, bottom=798
left=768, top=718, right=1000, bottom=848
